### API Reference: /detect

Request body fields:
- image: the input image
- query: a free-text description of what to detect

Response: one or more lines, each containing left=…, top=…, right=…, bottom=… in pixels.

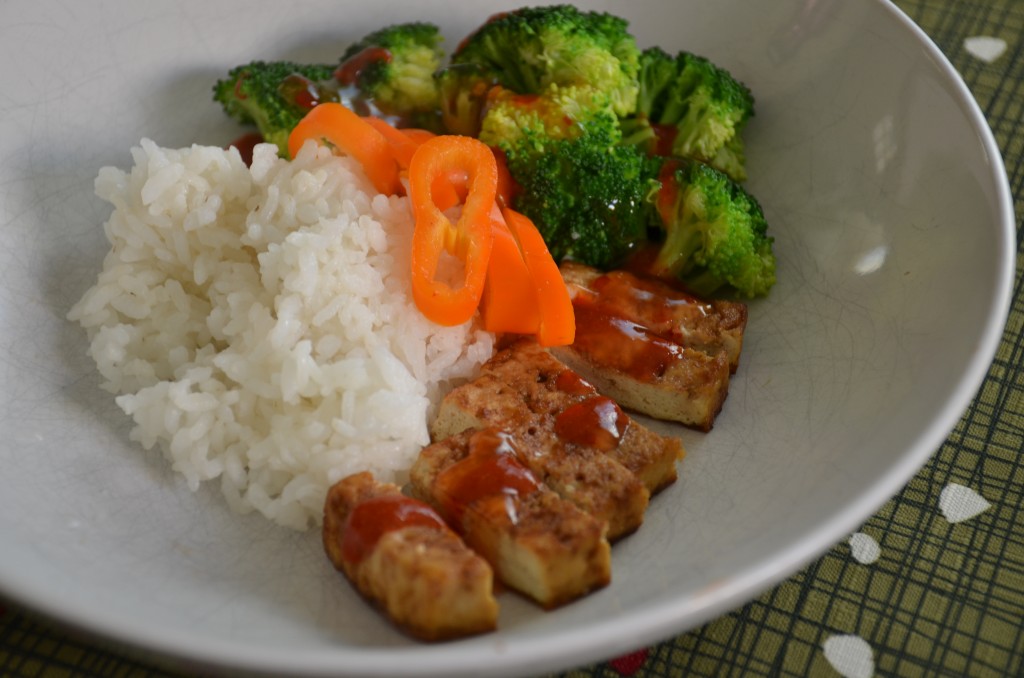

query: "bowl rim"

left=1, top=0, right=1016, bottom=676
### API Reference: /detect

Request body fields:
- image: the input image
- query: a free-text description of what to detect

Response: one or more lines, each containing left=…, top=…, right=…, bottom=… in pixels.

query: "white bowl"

left=0, top=1, right=1013, bottom=676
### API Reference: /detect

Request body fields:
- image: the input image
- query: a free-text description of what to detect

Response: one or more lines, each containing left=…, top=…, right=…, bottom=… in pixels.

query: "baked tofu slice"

left=560, top=261, right=747, bottom=372
left=410, top=428, right=612, bottom=609
left=323, top=471, right=498, bottom=641
left=433, top=340, right=682, bottom=499
left=549, top=299, right=731, bottom=432
left=434, top=406, right=648, bottom=540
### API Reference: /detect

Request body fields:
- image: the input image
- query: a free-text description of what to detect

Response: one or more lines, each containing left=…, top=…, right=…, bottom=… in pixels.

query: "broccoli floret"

left=707, top=133, right=747, bottom=185
left=435, top=63, right=498, bottom=137
left=213, top=61, right=338, bottom=157
left=337, top=22, right=444, bottom=125
left=474, top=63, right=651, bottom=269
left=650, top=158, right=775, bottom=297
left=507, top=135, right=660, bottom=269
left=478, top=84, right=620, bottom=152
left=623, top=47, right=754, bottom=181
left=451, top=5, right=641, bottom=117
left=439, top=6, right=640, bottom=139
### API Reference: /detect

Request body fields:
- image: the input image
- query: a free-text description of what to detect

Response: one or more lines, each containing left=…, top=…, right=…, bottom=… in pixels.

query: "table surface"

left=3, top=0, right=1023, bottom=676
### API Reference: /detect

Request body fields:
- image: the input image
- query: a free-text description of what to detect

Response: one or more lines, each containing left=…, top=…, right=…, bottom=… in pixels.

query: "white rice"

left=68, top=139, right=495, bottom=530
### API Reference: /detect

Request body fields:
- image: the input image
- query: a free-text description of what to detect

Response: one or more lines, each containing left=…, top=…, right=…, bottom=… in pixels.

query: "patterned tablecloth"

left=2, top=0, right=1022, bottom=676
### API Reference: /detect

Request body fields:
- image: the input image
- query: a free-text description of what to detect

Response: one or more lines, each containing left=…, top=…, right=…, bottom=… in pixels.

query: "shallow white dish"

left=0, top=0, right=1013, bottom=676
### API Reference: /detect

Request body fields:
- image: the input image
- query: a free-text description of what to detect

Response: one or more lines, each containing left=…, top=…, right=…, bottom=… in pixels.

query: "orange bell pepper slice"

left=492, top=148, right=519, bottom=209
left=287, top=103, right=402, bottom=195
left=399, top=128, right=438, bottom=145
left=408, top=135, right=498, bottom=326
left=358, top=118, right=469, bottom=211
left=480, top=212, right=541, bottom=334
left=502, top=208, right=575, bottom=346
left=362, top=117, right=432, bottom=170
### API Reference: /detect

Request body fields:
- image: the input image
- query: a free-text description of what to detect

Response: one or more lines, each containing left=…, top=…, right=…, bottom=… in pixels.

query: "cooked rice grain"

left=69, top=139, right=494, bottom=529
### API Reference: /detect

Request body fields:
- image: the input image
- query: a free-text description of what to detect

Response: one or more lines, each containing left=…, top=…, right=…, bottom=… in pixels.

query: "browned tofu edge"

left=434, top=339, right=683, bottom=492
left=549, top=342, right=730, bottom=432
left=409, top=428, right=612, bottom=608
left=323, top=471, right=498, bottom=641
left=560, top=260, right=747, bottom=372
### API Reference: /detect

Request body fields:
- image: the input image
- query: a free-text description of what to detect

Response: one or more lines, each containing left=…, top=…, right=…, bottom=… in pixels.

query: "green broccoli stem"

left=672, top=107, right=728, bottom=161
left=652, top=214, right=704, bottom=277
left=507, top=62, right=542, bottom=96
left=618, top=117, right=656, bottom=148
left=477, top=42, right=541, bottom=95
left=657, top=89, right=690, bottom=126
left=635, top=86, right=660, bottom=119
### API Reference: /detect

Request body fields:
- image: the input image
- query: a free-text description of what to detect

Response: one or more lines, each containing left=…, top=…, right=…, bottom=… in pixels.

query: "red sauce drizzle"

left=554, top=369, right=597, bottom=397
left=571, top=301, right=686, bottom=380
left=233, top=72, right=249, bottom=100
left=656, top=159, right=682, bottom=225
left=622, top=242, right=662, bottom=278
left=435, top=429, right=539, bottom=524
left=226, top=132, right=264, bottom=167
left=651, top=122, right=678, bottom=156
left=511, top=93, right=540, bottom=106
left=341, top=495, right=448, bottom=565
left=554, top=395, right=630, bottom=451
left=277, top=73, right=324, bottom=110
left=334, top=46, right=393, bottom=86
left=589, top=270, right=711, bottom=330
left=494, top=92, right=573, bottom=130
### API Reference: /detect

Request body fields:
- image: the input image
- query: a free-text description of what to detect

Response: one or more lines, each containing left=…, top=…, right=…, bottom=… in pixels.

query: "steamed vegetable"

left=213, top=5, right=779, bottom=302
left=502, top=130, right=660, bottom=269
left=213, top=61, right=338, bottom=156
left=450, top=5, right=641, bottom=117
left=448, top=5, right=654, bottom=270
left=620, top=47, right=754, bottom=181
left=336, top=22, right=446, bottom=127
left=473, top=83, right=655, bottom=269
left=288, top=102, right=402, bottom=194
left=406, top=137, right=574, bottom=343
left=408, top=135, right=498, bottom=326
left=501, top=207, right=575, bottom=346
left=481, top=215, right=542, bottom=334
left=649, top=158, right=775, bottom=298
left=435, top=63, right=497, bottom=137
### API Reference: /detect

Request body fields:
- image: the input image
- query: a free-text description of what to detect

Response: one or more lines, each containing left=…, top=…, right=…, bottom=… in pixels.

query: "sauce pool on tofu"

left=586, top=270, right=713, bottom=327
left=570, top=302, right=687, bottom=380
left=341, top=494, right=448, bottom=565
left=554, top=368, right=597, bottom=397
left=435, top=429, right=540, bottom=524
left=554, top=395, right=630, bottom=451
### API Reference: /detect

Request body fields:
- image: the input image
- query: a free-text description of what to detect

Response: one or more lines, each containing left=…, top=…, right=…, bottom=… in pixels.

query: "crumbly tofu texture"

left=434, top=339, right=682, bottom=493
left=323, top=472, right=498, bottom=641
left=409, top=428, right=612, bottom=609
left=560, top=261, right=748, bottom=372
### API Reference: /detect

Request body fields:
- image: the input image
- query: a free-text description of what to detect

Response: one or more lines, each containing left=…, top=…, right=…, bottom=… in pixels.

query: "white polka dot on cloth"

left=939, top=483, right=992, bottom=524
left=823, top=634, right=875, bottom=678
left=848, top=532, right=881, bottom=564
left=964, top=36, right=1007, bottom=63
